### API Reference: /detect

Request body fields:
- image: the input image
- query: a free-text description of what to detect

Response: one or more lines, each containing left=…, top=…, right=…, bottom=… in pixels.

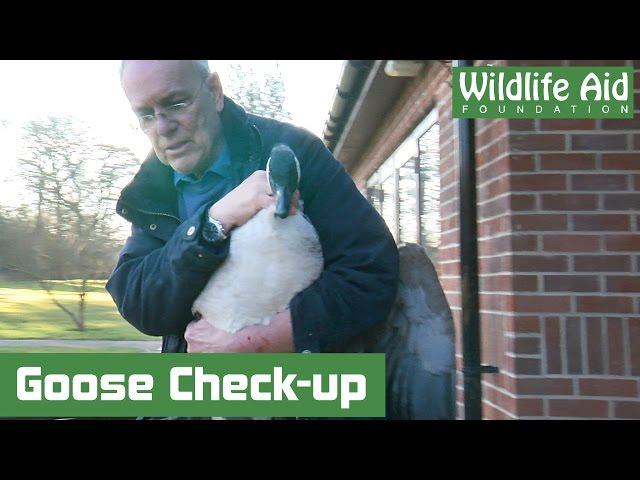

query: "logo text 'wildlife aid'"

left=452, top=67, right=634, bottom=119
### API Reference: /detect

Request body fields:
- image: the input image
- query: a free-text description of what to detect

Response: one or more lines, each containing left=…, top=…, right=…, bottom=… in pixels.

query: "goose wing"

left=347, top=243, right=456, bottom=419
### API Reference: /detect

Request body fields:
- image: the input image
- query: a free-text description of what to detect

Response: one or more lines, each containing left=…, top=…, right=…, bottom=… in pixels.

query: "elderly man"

left=106, top=60, right=399, bottom=354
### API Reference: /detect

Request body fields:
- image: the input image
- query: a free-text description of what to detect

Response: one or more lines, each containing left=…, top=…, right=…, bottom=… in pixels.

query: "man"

left=106, top=60, right=399, bottom=354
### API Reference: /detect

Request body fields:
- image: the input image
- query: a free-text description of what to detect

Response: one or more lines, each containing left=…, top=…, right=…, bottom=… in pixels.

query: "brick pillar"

left=492, top=59, right=640, bottom=418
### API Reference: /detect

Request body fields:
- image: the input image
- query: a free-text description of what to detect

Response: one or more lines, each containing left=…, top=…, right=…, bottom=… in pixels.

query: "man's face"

left=121, top=60, right=225, bottom=176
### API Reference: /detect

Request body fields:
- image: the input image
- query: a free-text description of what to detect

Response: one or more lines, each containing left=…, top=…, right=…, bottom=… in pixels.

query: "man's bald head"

left=121, top=60, right=226, bottom=178
left=120, top=60, right=211, bottom=81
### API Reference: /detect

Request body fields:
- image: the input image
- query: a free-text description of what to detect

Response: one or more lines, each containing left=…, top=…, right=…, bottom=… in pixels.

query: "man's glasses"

left=136, top=80, right=208, bottom=131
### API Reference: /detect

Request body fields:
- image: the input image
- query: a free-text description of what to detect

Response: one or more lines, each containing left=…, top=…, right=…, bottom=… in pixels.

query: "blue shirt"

left=174, top=143, right=234, bottom=221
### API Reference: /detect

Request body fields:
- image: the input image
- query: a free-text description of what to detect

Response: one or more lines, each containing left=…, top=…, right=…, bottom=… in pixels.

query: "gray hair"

left=120, top=60, right=211, bottom=79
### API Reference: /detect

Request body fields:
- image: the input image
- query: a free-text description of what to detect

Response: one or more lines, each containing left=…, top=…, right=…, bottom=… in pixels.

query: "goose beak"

left=267, top=144, right=300, bottom=219
left=274, top=186, right=292, bottom=219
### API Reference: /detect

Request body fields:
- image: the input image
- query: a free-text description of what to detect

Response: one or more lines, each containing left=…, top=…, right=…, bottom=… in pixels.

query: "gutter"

left=322, top=60, right=374, bottom=152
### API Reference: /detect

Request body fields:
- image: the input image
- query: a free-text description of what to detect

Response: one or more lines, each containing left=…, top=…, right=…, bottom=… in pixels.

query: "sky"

left=0, top=60, right=345, bottom=209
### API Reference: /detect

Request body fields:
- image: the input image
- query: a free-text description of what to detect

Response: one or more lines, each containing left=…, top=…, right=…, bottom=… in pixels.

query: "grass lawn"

left=0, top=280, right=160, bottom=341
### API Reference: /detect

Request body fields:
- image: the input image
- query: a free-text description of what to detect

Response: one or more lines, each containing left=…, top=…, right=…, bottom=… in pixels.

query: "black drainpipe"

left=455, top=59, right=498, bottom=420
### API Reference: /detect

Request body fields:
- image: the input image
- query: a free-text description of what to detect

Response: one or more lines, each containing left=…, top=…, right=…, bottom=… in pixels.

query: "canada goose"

left=192, top=144, right=323, bottom=334
left=192, top=144, right=456, bottom=419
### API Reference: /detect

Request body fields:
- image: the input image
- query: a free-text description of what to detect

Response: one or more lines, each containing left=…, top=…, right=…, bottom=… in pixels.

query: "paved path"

left=0, top=339, right=162, bottom=352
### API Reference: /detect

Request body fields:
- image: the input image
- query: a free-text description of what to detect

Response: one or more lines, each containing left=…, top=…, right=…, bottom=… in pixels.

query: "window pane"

left=398, top=158, right=418, bottom=244
left=380, top=174, right=397, bottom=242
left=419, top=122, right=441, bottom=257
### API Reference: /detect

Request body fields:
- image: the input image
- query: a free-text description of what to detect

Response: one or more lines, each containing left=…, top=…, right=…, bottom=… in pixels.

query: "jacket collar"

left=117, top=96, right=263, bottom=219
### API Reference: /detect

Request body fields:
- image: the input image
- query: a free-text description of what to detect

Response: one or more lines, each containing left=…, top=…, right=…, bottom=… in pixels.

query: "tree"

left=2, top=116, right=140, bottom=330
left=223, top=63, right=292, bottom=122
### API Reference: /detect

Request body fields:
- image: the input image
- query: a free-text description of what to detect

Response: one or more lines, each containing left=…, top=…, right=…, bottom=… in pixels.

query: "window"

left=367, top=110, right=441, bottom=261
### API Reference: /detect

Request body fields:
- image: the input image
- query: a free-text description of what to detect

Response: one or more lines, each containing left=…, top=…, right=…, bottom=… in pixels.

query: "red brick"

left=608, top=317, right=626, bottom=375
left=478, top=176, right=509, bottom=202
left=511, top=134, right=566, bottom=152
left=602, top=153, right=640, bottom=170
left=476, top=137, right=509, bottom=168
left=603, top=194, right=640, bottom=210
left=438, top=244, right=460, bottom=261
left=481, top=275, right=537, bottom=292
left=517, top=398, right=544, bottom=417
left=509, top=155, right=536, bottom=172
left=439, top=261, right=460, bottom=276
left=504, top=356, right=541, bottom=375
left=478, top=257, right=509, bottom=275
left=586, top=317, right=604, bottom=374
left=441, top=198, right=459, bottom=218
left=544, top=275, right=600, bottom=292
left=544, top=317, right=563, bottom=374
left=606, top=276, right=640, bottom=293
left=571, top=174, right=628, bottom=191
left=441, top=166, right=456, bottom=186
left=614, top=401, right=640, bottom=419
left=541, top=194, right=598, bottom=211
left=578, top=296, right=634, bottom=314
left=540, top=153, right=596, bottom=170
left=565, top=316, right=583, bottom=374
left=478, top=215, right=509, bottom=237
left=480, top=293, right=511, bottom=311
left=540, top=119, right=596, bottom=130
left=439, top=228, right=459, bottom=247
left=511, top=174, right=566, bottom=191
left=479, top=235, right=508, bottom=255
left=512, top=255, right=568, bottom=272
left=601, top=117, right=640, bottom=130
left=512, top=295, right=571, bottom=313
left=478, top=196, right=510, bottom=219
left=548, top=399, right=608, bottom=418
left=509, top=235, right=537, bottom=251
left=573, top=214, right=630, bottom=231
left=571, top=134, right=627, bottom=151
left=476, top=120, right=508, bottom=148
left=509, top=119, right=535, bottom=131
left=441, top=215, right=459, bottom=232
left=517, top=378, right=573, bottom=395
left=579, top=379, right=638, bottom=397
left=629, top=318, right=640, bottom=376
left=505, top=316, right=540, bottom=334
left=511, top=194, right=536, bottom=211
left=574, top=255, right=631, bottom=272
left=495, top=386, right=518, bottom=414
left=513, top=337, right=540, bottom=354
left=440, top=186, right=457, bottom=205
left=542, top=235, right=601, bottom=252
left=513, top=214, right=568, bottom=231
left=439, top=277, right=459, bottom=293
left=513, top=275, right=538, bottom=291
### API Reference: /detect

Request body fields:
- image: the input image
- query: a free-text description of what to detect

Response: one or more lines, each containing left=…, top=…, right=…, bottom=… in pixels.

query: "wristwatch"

left=201, top=213, right=228, bottom=244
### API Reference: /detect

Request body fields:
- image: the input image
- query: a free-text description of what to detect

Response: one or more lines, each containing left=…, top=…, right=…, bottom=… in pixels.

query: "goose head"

left=266, top=144, right=300, bottom=219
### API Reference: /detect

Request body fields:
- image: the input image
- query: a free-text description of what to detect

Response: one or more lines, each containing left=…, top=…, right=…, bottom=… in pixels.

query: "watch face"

left=203, top=218, right=224, bottom=243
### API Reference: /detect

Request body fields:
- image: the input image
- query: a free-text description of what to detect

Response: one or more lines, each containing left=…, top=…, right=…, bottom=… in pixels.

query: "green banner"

left=0, top=353, right=385, bottom=418
left=452, top=67, right=634, bottom=119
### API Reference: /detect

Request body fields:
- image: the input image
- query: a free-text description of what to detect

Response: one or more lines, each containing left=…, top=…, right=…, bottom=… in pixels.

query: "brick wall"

left=497, top=59, right=640, bottom=419
left=348, top=59, right=640, bottom=419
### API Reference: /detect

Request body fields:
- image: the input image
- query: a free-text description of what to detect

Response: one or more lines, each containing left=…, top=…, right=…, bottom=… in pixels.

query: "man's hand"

left=185, top=309, right=295, bottom=353
left=208, top=170, right=299, bottom=233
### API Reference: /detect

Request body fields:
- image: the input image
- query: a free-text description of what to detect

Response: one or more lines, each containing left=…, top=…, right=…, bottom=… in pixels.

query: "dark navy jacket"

left=106, top=97, right=399, bottom=353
